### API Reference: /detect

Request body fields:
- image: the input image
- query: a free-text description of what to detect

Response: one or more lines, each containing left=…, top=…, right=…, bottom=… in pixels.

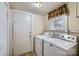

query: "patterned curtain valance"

left=48, top=4, right=69, bottom=20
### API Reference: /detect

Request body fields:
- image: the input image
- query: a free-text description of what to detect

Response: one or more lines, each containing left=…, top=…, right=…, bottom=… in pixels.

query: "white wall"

left=44, top=15, right=48, bottom=32
left=32, top=13, right=44, bottom=51
left=32, top=14, right=44, bottom=36
left=67, top=2, right=79, bottom=37
left=68, top=2, right=79, bottom=33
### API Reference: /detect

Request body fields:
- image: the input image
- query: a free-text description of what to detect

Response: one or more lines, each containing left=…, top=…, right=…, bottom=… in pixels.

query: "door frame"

left=5, top=2, right=14, bottom=56
left=5, top=2, right=10, bottom=56
left=11, top=10, right=33, bottom=55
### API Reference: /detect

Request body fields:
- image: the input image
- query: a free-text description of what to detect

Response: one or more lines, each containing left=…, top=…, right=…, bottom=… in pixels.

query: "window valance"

left=48, top=4, right=69, bottom=20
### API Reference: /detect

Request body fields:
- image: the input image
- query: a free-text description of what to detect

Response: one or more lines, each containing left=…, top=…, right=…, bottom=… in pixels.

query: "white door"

left=0, top=3, right=8, bottom=55
left=13, top=13, right=32, bottom=55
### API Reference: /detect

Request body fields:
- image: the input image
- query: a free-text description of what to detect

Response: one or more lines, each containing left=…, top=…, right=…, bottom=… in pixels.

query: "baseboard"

left=19, top=51, right=32, bottom=56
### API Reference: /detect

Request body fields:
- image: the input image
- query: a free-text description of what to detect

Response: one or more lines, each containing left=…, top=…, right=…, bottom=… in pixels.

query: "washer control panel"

left=64, top=35, right=77, bottom=42
left=43, top=32, right=77, bottom=42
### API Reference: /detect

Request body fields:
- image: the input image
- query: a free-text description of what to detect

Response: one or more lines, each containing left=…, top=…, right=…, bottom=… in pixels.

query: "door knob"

left=29, top=35, right=31, bottom=38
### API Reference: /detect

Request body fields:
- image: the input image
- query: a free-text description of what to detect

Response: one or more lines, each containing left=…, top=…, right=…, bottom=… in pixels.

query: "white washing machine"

left=43, top=32, right=77, bottom=56
left=35, top=32, right=77, bottom=56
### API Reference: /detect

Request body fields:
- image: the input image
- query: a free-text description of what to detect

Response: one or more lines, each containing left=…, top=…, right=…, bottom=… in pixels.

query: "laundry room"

left=0, top=1, right=79, bottom=56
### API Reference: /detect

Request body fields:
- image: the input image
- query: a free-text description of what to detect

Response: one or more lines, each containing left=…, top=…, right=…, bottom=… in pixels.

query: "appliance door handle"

left=50, top=43, right=53, bottom=46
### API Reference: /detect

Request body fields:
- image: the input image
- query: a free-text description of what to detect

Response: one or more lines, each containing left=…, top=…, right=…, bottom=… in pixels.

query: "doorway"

left=13, top=12, right=32, bottom=56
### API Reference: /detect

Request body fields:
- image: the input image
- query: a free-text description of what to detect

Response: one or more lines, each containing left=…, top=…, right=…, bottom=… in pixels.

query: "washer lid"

left=35, top=34, right=77, bottom=50
left=50, top=38, right=77, bottom=50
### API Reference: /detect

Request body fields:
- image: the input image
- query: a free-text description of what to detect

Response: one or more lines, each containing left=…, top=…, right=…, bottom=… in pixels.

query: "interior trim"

left=19, top=51, right=32, bottom=56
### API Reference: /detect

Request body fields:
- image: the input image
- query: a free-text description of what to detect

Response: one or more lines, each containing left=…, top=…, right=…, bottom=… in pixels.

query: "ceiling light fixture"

left=34, top=2, right=42, bottom=7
